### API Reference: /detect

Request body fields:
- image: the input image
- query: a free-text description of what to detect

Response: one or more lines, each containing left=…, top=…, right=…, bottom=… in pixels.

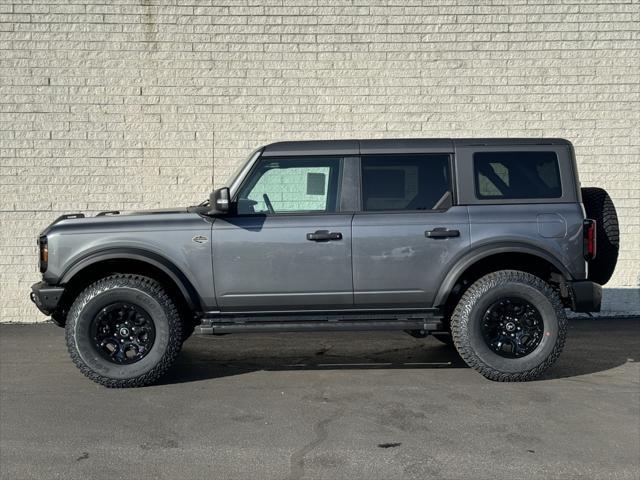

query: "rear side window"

left=361, top=154, right=451, bottom=211
left=474, top=152, right=562, bottom=200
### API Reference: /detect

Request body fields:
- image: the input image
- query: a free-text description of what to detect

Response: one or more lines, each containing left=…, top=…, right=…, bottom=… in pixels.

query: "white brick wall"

left=1, top=0, right=639, bottom=322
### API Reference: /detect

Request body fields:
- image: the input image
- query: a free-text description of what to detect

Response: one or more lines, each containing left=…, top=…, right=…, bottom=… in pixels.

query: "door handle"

left=425, top=228, right=460, bottom=239
left=306, top=230, right=343, bottom=242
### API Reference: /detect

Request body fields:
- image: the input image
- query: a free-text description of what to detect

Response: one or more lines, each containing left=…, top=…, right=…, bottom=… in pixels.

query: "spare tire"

left=581, top=187, right=619, bottom=285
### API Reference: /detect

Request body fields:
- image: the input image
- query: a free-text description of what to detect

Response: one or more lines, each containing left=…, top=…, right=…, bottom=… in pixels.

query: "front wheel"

left=65, top=275, right=183, bottom=388
left=451, top=270, right=567, bottom=382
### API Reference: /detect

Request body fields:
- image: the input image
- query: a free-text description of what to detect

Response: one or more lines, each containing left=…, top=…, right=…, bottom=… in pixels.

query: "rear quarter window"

left=474, top=151, right=562, bottom=200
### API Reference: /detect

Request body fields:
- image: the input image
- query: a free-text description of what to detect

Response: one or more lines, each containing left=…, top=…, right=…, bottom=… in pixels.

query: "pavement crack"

left=378, top=442, right=402, bottom=449
left=286, top=411, right=340, bottom=480
left=75, top=452, right=89, bottom=462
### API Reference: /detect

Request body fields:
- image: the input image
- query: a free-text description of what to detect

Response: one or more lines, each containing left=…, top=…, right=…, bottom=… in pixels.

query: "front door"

left=212, top=155, right=353, bottom=311
left=352, top=153, right=470, bottom=308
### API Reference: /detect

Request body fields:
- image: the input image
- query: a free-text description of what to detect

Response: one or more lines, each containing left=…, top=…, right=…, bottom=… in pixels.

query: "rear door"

left=212, top=155, right=354, bottom=311
left=352, top=153, right=470, bottom=308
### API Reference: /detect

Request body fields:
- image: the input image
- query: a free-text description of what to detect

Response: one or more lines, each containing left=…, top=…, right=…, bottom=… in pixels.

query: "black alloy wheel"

left=481, top=297, right=543, bottom=358
left=91, top=302, right=156, bottom=365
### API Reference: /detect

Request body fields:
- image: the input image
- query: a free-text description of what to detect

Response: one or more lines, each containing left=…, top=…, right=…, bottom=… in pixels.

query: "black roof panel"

left=262, top=140, right=358, bottom=157
left=360, top=138, right=453, bottom=154
left=453, top=138, right=572, bottom=147
left=261, top=138, right=571, bottom=156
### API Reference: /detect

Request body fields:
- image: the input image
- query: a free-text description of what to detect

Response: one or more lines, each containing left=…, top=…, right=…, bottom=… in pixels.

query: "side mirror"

left=208, top=187, right=230, bottom=215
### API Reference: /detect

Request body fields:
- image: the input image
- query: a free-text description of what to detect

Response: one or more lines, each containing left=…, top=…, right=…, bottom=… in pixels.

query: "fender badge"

left=192, top=235, right=208, bottom=244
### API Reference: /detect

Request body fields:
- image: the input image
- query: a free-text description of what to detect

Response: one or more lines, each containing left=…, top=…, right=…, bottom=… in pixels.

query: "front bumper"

left=30, top=281, right=64, bottom=316
left=568, top=280, right=602, bottom=313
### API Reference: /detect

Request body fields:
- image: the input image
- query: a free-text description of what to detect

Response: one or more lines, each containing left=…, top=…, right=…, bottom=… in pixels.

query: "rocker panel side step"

left=194, top=312, right=443, bottom=335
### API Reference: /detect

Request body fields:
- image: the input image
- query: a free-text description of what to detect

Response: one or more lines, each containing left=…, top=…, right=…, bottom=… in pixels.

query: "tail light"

left=39, top=236, right=48, bottom=273
left=583, top=219, right=596, bottom=261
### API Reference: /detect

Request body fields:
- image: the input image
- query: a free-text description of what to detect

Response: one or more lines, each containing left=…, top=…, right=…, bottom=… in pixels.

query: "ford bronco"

left=30, top=138, right=619, bottom=387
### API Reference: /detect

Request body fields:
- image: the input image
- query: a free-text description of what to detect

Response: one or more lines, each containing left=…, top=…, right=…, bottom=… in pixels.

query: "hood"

left=128, top=207, right=189, bottom=215
left=40, top=207, right=195, bottom=236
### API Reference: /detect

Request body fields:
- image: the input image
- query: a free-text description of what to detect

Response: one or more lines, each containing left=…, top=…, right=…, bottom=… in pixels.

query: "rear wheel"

left=451, top=270, right=567, bottom=382
left=65, top=275, right=183, bottom=388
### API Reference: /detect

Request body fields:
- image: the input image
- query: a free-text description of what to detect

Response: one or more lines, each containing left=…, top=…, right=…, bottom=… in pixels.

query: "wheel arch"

left=434, top=244, right=571, bottom=310
left=56, top=248, right=202, bottom=323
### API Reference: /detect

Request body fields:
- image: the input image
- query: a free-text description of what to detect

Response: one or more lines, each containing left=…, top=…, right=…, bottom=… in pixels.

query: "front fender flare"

left=60, top=248, right=201, bottom=310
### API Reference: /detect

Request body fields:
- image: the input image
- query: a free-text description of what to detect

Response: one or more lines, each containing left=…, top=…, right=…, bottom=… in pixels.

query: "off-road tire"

left=65, top=275, right=183, bottom=388
left=181, top=322, right=195, bottom=343
left=581, top=187, right=619, bottom=285
left=451, top=270, right=567, bottom=382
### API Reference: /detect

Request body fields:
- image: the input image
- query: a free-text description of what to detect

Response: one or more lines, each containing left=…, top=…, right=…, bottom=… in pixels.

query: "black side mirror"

left=208, top=187, right=230, bottom=215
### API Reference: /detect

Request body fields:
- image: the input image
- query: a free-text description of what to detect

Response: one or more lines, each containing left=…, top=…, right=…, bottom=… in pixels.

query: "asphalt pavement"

left=1, top=318, right=638, bottom=480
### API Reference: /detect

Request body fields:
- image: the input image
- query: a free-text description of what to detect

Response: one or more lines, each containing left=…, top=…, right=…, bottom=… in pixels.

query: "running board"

left=195, top=312, right=443, bottom=335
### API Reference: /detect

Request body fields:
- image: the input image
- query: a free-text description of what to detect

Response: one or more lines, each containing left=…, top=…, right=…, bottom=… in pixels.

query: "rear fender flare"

left=433, top=243, right=571, bottom=307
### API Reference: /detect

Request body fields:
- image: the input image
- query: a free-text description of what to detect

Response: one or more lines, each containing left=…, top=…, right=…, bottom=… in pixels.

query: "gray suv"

left=30, top=139, right=619, bottom=387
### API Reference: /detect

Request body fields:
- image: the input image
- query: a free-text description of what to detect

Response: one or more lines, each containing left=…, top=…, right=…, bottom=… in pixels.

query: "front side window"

left=361, top=154, right=451, bottom=211
left=474, top=151, right=562, bottom=199
left=236, top=157, right=341, bottom=214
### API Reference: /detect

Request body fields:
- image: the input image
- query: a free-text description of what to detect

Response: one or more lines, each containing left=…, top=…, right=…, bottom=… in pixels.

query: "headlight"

left=39, top=236, right=48, bottom=273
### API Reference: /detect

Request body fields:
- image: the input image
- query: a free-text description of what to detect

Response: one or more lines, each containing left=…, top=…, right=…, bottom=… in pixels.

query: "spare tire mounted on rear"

left=581, top=187, right=619, bottom=285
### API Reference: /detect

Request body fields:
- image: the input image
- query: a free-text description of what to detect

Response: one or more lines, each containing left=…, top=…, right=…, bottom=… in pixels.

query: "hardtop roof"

left=261, top=138, right=572, bottom=157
